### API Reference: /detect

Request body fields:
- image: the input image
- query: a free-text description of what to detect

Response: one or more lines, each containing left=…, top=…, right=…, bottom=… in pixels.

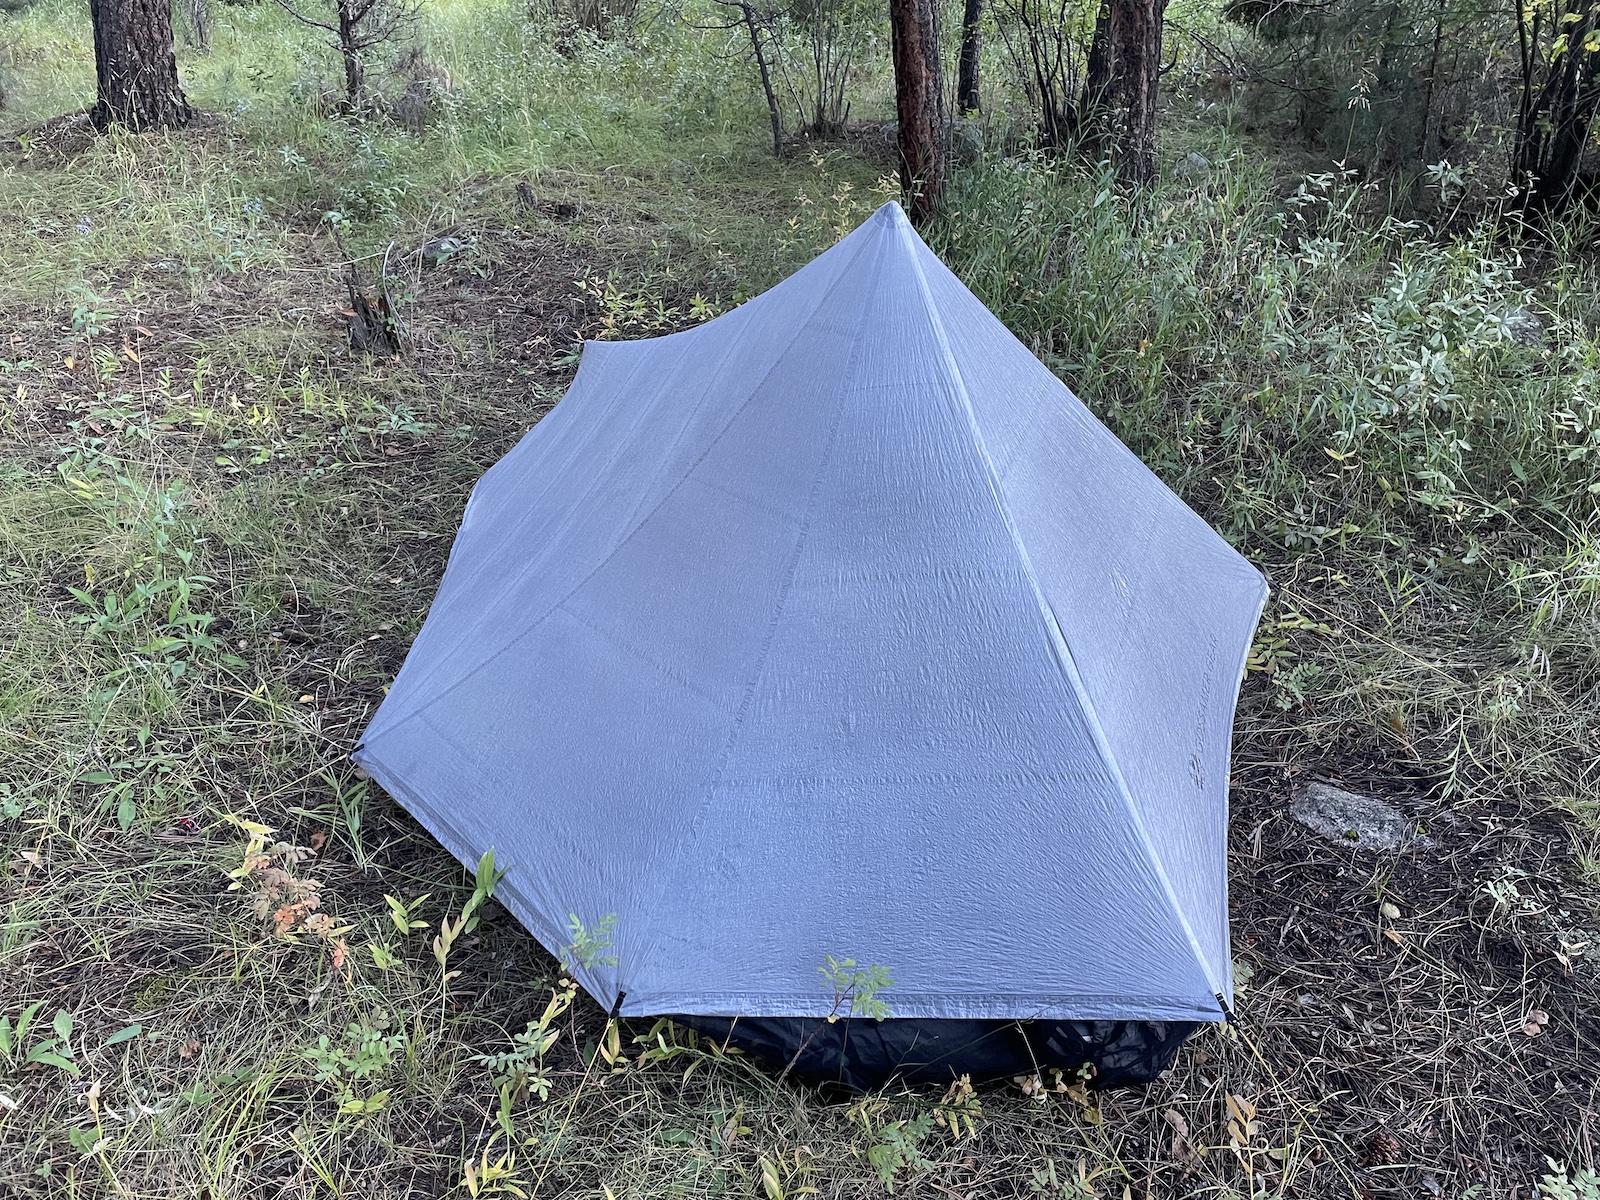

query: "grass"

left=1, top=0, right=1598, bottom=1195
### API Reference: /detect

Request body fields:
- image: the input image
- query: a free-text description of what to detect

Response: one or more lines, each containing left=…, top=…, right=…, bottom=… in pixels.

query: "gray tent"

left=353, top=202, right=1267, bottom=1087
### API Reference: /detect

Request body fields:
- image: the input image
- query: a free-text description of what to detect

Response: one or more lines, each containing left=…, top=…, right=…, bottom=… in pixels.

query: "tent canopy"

left=354, top=202, right=1267, bottom=1028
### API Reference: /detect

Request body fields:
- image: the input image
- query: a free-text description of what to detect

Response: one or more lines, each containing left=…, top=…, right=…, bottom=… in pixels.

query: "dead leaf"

left=1522, top=1009, right=1550, bottom=1037
left=1164, top=1107, right=1195, bottom=1164
left=308, top=831, right=326, bottom=853
left=179, top=1039, right=201, bottom=1060
left=1226, top=1094, right=1261, bottom=1146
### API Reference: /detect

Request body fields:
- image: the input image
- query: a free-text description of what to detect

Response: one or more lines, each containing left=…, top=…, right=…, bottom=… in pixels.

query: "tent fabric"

left=353, top=201, right=1268, bottom=1032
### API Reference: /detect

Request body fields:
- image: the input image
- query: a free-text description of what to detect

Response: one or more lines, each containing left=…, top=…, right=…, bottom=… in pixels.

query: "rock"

left=947, top=115, right=983, bottom=164
left=1290, top=780, right=1429, bottom=852
left=419, top=236, right=465, bottom=267
left=1175, top=151, right=1212, bottom=178
left=1502, top=306, right=1545, bottom=349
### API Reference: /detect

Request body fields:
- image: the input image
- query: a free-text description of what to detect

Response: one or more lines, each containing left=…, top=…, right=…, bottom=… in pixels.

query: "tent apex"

left=874, top=199, right=912, bottom=226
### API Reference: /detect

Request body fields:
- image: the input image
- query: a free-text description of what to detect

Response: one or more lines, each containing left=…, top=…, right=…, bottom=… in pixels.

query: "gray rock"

left=947, top=116, right=983, bottom=164
left=1290, top=780, right=1429, bottom=852
left=419, top=236, right=466, bottom=268
left=1176, top=151, right=1212, bottom=178
left=1502, top=306, right=1545, bottom=349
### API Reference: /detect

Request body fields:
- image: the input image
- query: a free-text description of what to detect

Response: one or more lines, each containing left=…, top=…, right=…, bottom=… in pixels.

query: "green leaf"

left=117, top=794, right=137, bottom=832
left=26, top=1048, right=81, bottom=1076
left=102, top=1024, right=143, bottom=1048
left=51, top=1010, right=73, bottom=1042
left=68, top=1126, right=106, bottom=1156
left=78, top=771, right=116, bottom=785
left=14, top=1001, right=43, bottom=1043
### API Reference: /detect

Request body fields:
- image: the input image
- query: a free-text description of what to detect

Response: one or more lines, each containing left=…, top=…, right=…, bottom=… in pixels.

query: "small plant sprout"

left=846, top=1098, right=934, bottom=1191
left=818, top=955, right=893, bottom=1022
left=1541, top=1159, right=1600, bottom=1200
left=469, top=978, right=578, bottom=1105
left=561, top=912, right=618, bottom=973
left=304, top=1017, right=405, bottom=1117
left=384, top=892, right=431, bottom=936
left=774, top=956, right=894, bottom=1084
left=934, top=1074, right=982, bottom=1137
left=0, top=1004, right=80, bottom=1077
left=432, top=849, right=505, bottom=974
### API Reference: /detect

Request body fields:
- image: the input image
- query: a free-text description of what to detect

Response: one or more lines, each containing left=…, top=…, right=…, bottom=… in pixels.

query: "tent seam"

left=373, top=341, right=666, bottom=728
left=895, top=209, right=1226, bottom=1010
left=620, top=216, right=891, bottom=1001
left=368, top=225, right=881, bottom=742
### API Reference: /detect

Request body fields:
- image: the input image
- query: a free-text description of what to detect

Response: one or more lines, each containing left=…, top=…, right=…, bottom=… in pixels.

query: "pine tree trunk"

left=890, top=0, right=945, bottom=225
left=1107, top=0, right=1164, bottom=184
left=956, top=0, right=982, bottom=115
left=1081, top=0, right=1166, bottom=184
left=90, top=0, right=193, bottom=132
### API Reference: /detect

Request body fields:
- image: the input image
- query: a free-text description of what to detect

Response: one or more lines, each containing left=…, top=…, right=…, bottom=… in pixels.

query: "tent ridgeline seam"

left=895, top=210, right=1226, bottom=1012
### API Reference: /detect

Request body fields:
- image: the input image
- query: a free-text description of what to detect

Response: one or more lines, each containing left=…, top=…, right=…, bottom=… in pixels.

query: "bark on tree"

left=1081, top=0, right=1167, bottom=185
left=1512, top=0, right=1600, bottom=211
left=735, top=0, right=785, bottom=157
left=890, top=0, right=946, bottom=224
left=337, top=0, right=366, bottom=106
left=90, top=0, right=193, bottom=132
left=957, top=0, right=983, bottom=114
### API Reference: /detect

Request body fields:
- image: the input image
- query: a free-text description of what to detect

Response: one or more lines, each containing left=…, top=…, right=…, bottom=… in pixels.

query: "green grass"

left=2, top=0, right=1598, bottom=1194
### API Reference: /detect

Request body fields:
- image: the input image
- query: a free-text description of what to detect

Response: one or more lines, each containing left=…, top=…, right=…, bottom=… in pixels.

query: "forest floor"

left=2, top=1, right=1598, bottom=1197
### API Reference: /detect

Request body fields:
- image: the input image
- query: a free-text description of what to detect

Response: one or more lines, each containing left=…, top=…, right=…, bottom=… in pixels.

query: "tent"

left=352, top=201, right=1268, bottom=1090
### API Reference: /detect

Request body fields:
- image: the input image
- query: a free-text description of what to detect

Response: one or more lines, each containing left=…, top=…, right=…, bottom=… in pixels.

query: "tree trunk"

left=956, top=0, right=982, bottom=114
left=1081, top=0, right=1112, bottom=155
left=337, top=0, right=366, bottom=107
left=1081, top=0, right=1166, bottom=184
left=1512, top=0, right=1600, bottom=211
left=89, top=0, right=193, bottom=131
left=181, top=0, right=211, bottom=52
left=890, top=0, right=945, bottom=224
left=737, top=0, right=785, bottom=157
